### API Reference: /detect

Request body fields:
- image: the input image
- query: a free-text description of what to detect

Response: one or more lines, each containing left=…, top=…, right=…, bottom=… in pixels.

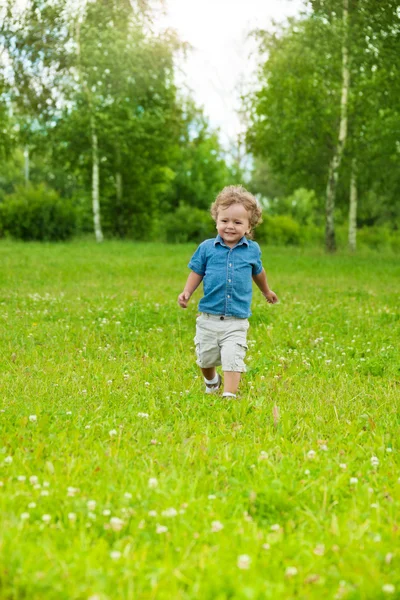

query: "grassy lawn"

left=0, top=240, right=399, bottom=600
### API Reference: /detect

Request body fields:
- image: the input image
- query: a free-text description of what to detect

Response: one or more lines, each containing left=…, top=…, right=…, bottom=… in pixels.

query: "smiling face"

left=216, top=203, right=251, bottom=247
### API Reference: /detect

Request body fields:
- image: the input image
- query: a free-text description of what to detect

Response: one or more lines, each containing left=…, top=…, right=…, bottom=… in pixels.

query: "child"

left=178, top=185, right=278, bottom=398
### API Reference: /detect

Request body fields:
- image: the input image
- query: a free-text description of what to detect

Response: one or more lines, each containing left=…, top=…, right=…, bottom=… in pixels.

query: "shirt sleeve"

left=188, top=243, right=207, bottom=276
left=252, top=242, right=263, bottom=276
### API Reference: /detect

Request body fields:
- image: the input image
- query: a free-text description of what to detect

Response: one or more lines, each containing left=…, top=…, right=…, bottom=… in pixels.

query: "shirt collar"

left=214, top=234, right=249, bottom=247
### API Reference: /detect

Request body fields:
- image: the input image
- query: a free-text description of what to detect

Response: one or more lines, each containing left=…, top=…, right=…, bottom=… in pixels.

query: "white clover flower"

left=42, top=514, right=51, bottom=523
left=304, top=469, right=310, bottom=475
left=144, top=382, right=150, bottom=386
left=40, top=490, right=49, bottom=496
left=148, top=477, right=158, bottom=489
left=262, top=543, right=270, bottom=550
left=270, top=523, right=280, bottom=531
left=208, top=494, right=217, bottom=500
left=21, top=512, right=30, bottom=520
left=85, top=425, right=91, bottom=430
left=137, top=412, right=149, bottom=419
left=102, top=509, right=111, bottom=516
left=43, top=481, right=50, bottom=487
left=349, top=477, right=358, bottom=485
left=285, top=566, right=298, bottom=577
left=162, top=507, right=178, bottom=518
left=87, top=500, right=96, bottom=511
left=66, top=411, right=72, bottom=415
left=382, top=584, right=395, bottom=594
left=320, top=444, right=328, bottom=451
left=67, top=486, right=79, bottom=497
left=237, top=554, right=251, bottom=570
left=148, top=510, right=157, bottom=517
left=68, top=512, right=77, bottom=521
left=4, top=456, right=13, bottom=464
left=313, top=544, right=325, bottom=556
left=33, top=483, right=41, bottom=490
left=371, top=456, right=379, bottom=467
left=384, top=553, right=393, bottom=565
left=259, top=451, right=268, bottom=461
left=124, top=492, right=132, bottom=500
left=110, top=550, right=121, bottom=560
left=29, top=415, right=37, bottom=422
left=17, top=475, right=26, bottom=482
left=307, top=450, right=316, bottom=460
left=156, top=524, right=168, bottom=534
left=386, top=448, right=393, bottom=453
left=28, top=502, right=36, bottom=509
left=211, top=520, right=224, bottom=532
left=110, top=517, right=124, bottom=531
left=109, top=429, right=117, bottom=437
left=339, top=463, right=347, bottom=470
left=88, top=512, right=96, bottom=520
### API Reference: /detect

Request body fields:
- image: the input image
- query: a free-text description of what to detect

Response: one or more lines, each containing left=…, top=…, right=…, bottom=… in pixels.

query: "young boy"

left=178, top=185, right=278, bottom=398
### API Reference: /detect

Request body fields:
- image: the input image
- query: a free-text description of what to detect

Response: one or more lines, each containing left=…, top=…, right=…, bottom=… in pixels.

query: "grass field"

left=0, top=240, right=399, bottom=600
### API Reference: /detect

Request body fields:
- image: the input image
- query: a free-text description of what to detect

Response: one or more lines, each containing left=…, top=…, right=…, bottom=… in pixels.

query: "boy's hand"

left=264, top=290, right=279, bottom=304
left=178, top=291, right=191, bottom=308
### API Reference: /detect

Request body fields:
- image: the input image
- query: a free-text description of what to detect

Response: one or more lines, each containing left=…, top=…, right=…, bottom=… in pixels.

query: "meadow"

left=0, top=240, right=399, bottom=600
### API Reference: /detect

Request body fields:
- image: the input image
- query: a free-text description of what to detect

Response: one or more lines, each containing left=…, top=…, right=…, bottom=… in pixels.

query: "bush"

left=0, top=184, right=77, bottom=241
left=255, top=214, right=301, bottom=245
left=163, top=204, right=215, bottom=243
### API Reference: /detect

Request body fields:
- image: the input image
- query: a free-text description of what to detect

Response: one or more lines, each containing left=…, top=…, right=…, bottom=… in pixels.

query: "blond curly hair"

left=210, top=185, right=262, bottom=239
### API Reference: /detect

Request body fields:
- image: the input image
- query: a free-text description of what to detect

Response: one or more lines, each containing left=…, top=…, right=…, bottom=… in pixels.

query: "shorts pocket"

left=234, top=342, right=248, bottom=370
left=194, top=336, right=202, bottom=365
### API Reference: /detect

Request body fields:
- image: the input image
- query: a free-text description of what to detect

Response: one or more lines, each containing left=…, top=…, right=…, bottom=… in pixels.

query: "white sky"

left=154, top=0, right=304, bottom=145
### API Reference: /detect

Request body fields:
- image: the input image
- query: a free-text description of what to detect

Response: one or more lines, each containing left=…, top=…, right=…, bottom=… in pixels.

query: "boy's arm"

left=252, top=268, right=279, bottom=304
left=178, top=271, right=203, bottom=308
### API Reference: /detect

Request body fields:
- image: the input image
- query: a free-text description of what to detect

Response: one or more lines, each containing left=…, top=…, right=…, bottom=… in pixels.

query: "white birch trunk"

left=348, top=158, right=357, bottom=251
left=325, top=0, right=350, bottom=252
left=116, top=171, right=122, bottom=205
left=76, top=19, right=103, bottom=242
left=24, top=145, right=29, bottom=185
left=91, top=116, right=103, bottom=243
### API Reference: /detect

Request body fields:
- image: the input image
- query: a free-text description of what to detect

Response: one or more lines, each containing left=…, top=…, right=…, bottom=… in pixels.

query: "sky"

left=154, top=0, right=304, bottom=146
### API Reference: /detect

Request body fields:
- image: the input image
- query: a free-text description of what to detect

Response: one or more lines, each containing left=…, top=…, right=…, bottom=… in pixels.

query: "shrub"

left=163, top=204, right=215, bottom=243
left=0, top=184, right=77, bottom=241
left=255, top=214, right=301, bottom=245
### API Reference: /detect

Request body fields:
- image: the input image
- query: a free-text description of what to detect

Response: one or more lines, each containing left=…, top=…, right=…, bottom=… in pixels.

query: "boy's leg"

left=220, top=318, right=249, bottom=398
left=223, top=371, right=241, bottom=395
left=195, top=315, right=222, bottom=393
left=201, top=367, right=216, bottom=380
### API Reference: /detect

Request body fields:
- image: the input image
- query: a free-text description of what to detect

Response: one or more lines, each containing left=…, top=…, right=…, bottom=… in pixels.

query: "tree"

left=247, top=1, right=400, bottom=250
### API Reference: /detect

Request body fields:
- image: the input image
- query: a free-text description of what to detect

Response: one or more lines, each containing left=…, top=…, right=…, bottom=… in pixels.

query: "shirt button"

left=228, top=279, right=231, bottom=282
left=229, top=263, right=232, bottom=267
left=227, top=295, right=230, bottom=298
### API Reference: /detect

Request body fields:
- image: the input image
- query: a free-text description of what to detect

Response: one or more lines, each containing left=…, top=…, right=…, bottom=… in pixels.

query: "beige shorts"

left=194, top=313, right=249, bottom=373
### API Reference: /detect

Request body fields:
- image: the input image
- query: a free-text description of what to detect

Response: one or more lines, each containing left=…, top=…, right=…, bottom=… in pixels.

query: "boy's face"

left=216, top=203, right=251, bottom=247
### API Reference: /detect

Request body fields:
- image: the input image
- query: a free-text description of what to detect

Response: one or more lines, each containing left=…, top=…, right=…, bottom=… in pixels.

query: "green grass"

left=0, top=240, right=399, bottom=600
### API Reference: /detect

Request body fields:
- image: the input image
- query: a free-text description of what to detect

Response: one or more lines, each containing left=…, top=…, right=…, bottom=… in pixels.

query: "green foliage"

left=255, top=215, right=301, bottom=246
left=163, top=204, right=215, bottom=243
left=0, top=184, right=77, bottom=241
left=266, top=188, right=322, bottom=225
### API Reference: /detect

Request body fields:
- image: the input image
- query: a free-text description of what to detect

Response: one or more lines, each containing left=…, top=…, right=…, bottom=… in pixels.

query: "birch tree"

left=324, top=0, right=349, bottom=252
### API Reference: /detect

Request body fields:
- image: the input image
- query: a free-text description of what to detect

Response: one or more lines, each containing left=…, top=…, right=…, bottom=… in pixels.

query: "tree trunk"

left=348, top=158, right=357, bottom=251
left=91, top=116, right=103, bottom=243
left=116, top=171, right=122, bottom=205
left=325, top=0, right=349, bottom=253
left=24, top=145, right=29, bottom=185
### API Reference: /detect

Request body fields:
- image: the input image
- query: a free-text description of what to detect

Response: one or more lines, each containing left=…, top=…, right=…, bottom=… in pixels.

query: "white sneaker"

left=205, top=373, right=222, bottom=394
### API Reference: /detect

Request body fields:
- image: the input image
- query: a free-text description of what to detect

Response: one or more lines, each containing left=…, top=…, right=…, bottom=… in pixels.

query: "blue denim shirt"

left=188, top=235, right=263, bottom=318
